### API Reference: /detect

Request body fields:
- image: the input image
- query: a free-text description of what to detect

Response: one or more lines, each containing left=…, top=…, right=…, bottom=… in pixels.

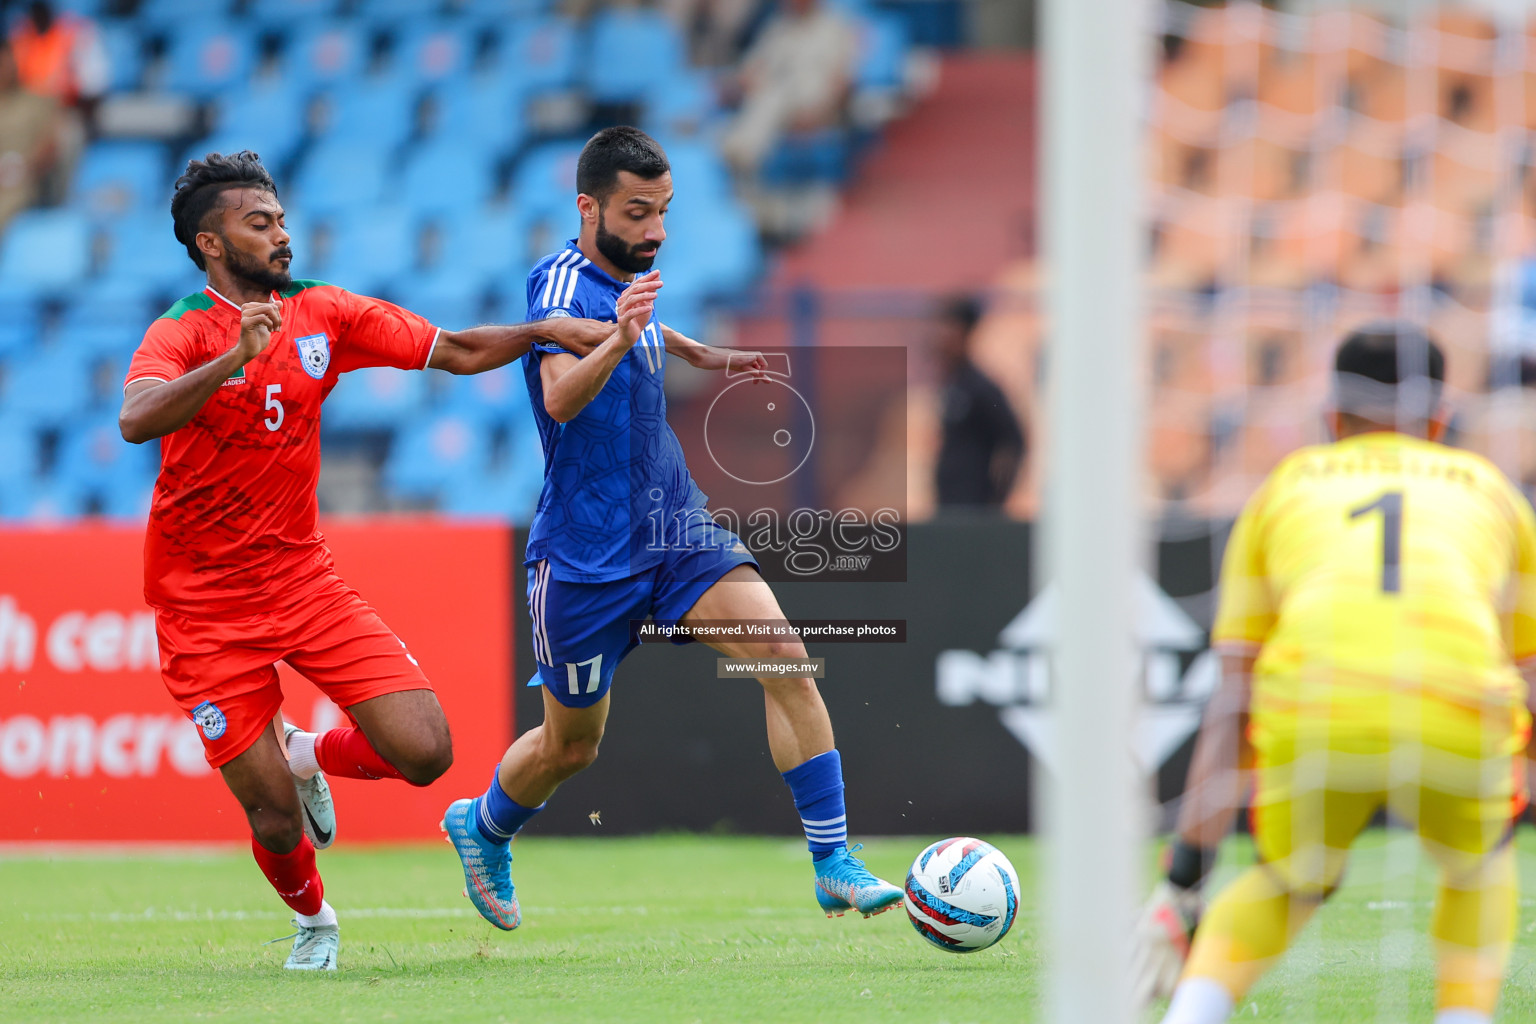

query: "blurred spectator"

left=7, top=1, right=104, bottom=205
left=663, top=0, right=765, bottom=68
left=0, top=39, right=62, bottom=230
left=934, top=295, right=1024, bottom=510
left=8, top=2, right=107, bottom=110
left=719, top=0, right=856, bottom=175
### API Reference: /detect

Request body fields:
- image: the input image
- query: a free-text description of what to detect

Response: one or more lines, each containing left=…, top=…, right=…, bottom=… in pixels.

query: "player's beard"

left=223, top=237, right=293, bottom=293
left=596, top=210, right=660, bottom=275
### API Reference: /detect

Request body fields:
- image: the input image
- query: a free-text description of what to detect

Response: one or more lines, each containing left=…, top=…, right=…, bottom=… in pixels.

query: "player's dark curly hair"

left=1334, top=321, right=1445, bottom=422
left=576, top=126, right=669, bottom=203
left=170, top=151, right=278, bottom=270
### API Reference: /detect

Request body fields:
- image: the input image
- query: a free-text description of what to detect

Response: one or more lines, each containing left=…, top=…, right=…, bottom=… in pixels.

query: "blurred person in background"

left=662, top=0, right=765, bottom=67
left=0, top=39, right=61, bottom=230
left=934, top=294, right=1024, bottom=510
left=6, top=1, right=106, bottom=205
left=719, top=0, right=856, bottom=176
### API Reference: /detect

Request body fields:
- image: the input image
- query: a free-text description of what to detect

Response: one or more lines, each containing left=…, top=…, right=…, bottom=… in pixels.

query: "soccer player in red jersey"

left=118, top=151, right=656, bottom=970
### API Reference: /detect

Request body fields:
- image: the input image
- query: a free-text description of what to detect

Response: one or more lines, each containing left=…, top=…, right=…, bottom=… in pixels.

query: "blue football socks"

left=475, top=767, right=544, bottom=843
left=782, top=749, right=848, bottom=858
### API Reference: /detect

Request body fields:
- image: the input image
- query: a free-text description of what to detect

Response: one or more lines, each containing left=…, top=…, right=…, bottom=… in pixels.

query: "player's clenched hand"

left=616, top=271, right=661, bottom=347
left=237, top=300, right=282, bottom=361
left=1129, top=880, right=1204, bottom=1007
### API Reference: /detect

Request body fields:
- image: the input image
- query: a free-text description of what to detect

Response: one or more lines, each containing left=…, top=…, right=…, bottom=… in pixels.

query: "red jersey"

left=126, top=280, right=438, bottom=613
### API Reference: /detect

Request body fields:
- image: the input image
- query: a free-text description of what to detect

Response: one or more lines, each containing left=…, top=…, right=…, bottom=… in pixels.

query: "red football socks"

left=250, top=834, right=324, bottom=916
left=314, top=727, right=408, bottom=782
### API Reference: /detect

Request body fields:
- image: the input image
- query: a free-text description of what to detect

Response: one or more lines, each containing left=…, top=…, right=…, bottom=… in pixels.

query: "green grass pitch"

left=2, top=831, right=1535, bottom=1022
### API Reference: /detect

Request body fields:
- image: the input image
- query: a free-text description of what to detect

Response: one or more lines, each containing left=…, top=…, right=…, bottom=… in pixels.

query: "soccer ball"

left=904, top=837, right=1019, bottom=953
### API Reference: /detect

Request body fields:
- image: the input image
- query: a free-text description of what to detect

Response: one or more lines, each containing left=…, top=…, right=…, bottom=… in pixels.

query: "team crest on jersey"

left=295, top=332, right=330, bottom=379
left=191, top=701, right=227, bottom=740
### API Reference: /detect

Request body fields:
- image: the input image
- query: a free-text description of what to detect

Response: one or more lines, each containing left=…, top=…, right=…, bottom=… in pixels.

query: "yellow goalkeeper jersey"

left=1212, top=432, right=1536, bottom=754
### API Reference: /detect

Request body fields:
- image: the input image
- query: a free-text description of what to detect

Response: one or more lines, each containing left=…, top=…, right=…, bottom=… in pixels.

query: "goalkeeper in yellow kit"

left=1136, top=325, right=1536, bottom=1024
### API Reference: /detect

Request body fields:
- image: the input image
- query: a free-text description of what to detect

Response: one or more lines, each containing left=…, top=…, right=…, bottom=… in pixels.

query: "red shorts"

left=155, top=571, right=432, bottom=768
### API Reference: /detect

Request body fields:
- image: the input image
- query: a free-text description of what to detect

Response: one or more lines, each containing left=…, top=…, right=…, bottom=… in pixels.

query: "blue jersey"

left=523, top=242, right=708, bottom=582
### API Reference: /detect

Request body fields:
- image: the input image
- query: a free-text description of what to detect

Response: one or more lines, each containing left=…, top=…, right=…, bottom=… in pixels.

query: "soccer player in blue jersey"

left=443, top=126, right=902, bottom=929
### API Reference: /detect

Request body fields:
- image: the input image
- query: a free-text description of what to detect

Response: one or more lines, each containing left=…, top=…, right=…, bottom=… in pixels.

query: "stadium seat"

left=208, top=80, right=309, bottom=170
left=322, top=208, right=420, bottom=295
left=0, top=348, right=93, bottom=427
left=94, top=214, right=204, bottom=295
left=585, top=8, right=686, bottom=104
left=509, top=141, right=583, bottom=221
left=394, top=20, right=476, bottom=83
left=291, top=139, right=393, bottom=216
left=0, top=478, right=90, bottom=523
left=439, top=436, right=545, bottom=523
left=440, top=361, right=533, bottom=429
left=0, top=417, right=42, bottom=487
left=72, top=141, right=170, bottom=220
left=96, top=20, right=147, bottom=93
left=392, top=269, right=489, bottom=332
left=436, top=204, right=530, bottom=283
left=425, top=72, right=526, bottom=153
left=282, top=21, right=369, bottom=87
left=162, top=19, right=257, bottom=97
left=245, top=0, right=337, bottom=22
left=854, top=12, right=911, bottom=94
left=324, top=365, right=429, bottom=432
left=315, top=76, right=420, bottom=150
left=54, top=416, right=157, bottom=498
left=0, top=210, right=92, bottom=293
left=399, top=139, right=499, bottom=215
left=382, top=411, right=492, bottom=499
left=138, top=0, right=234, bottom=22
left=494, top=16, right=578, bottom=95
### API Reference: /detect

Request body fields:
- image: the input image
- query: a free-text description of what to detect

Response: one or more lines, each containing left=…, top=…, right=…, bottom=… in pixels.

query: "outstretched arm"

left=539, top=273, right=661, bottom=422
left=660, top=324, right=769, bottom=376
left=120, top=300, right=281, bottom=444
left=429, top=316, right=620, bottom=375
left=1173, top=650, right=1254, bottom=858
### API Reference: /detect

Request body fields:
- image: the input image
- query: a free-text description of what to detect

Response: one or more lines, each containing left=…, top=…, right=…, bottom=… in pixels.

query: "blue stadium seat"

left=495, top=16, right=578, bottom=94
left=440, top=361, right=533, bottom=429
left=426, top=72, right=525, bottom=153
left=96, top=21, right=146, bottom=92
left=0, top=418, right=42, bottom=486
left=323, top=208, right=419, bottom=295
left=855, top=12, right=912, bottom=93
left=324, top=365, right=428, bottom=432
left=395, top=21, right=476, bottom=83
left=0, top=210, right=92, bottom=293
left=509, top=140, right=582, bottom=221
left=54, top=416, right=157, bottom=497
left=439, top=435, right=545, bottom=522
left=94, top=214, right=203, bottom=295
left=440, top=204, right=535, bottom=283
left=643, top=71, right=719, bottom=137
left=665, top=197, right=761, bottom=296
left=760, top=129, right=852, bottom=185
left=392, top=270, right=488, bottom=332
left=585, top=7, right=685, bottom=104
left=209, top=81, right=309, bottom=170
left=283, top=21, right=369, bottom=87
left=291, top=139, right=393, bottom=216
left=399, top=139, right=498, bottom=216
left=101, top=477, right=154, bottom=521
left=138, top=0, right=234, bottom=21
left=0, top=348, right=92, bottom=427
left=162, top=19, right=258, bottom=97
left=73, top=141, right=170, bottom=220
left=0, top=479, right=91, bottom=523
left=317, top=76, right=420, bottom=149
left=382, top=411, right=492, bottom=499
left=246, top=0, right=337, bottom=24
left=58, top=322, right=141, bottom=363
left=461, top=0, right=552, bottom=18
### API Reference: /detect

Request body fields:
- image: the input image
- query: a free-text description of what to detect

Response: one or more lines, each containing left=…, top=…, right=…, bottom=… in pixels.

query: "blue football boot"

left=441, top=798, right=521, bottom=931
left=814, top=844, right=904, bottom=918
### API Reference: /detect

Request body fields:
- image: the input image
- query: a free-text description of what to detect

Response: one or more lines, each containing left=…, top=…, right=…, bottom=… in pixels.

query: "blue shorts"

left=526, top=522, right=758, bottom=708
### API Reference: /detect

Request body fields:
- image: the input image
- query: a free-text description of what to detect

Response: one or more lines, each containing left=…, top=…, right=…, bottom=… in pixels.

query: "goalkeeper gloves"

left=1129, top=841, right=1215, bottom=1007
